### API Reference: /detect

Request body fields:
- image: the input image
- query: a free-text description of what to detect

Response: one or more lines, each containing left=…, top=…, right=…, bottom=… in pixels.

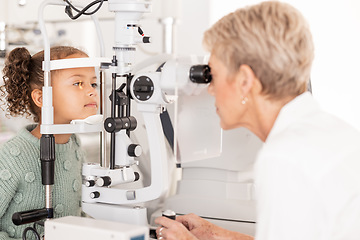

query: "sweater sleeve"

left=0, top=157, right=20, bottom=240
left=0, top=233, right=21, bottom=240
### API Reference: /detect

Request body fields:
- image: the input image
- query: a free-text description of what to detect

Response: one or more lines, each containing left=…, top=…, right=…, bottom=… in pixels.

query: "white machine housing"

left=35, top=0, right=261, bottom=238
left=45, top=216, right=148, bottom=240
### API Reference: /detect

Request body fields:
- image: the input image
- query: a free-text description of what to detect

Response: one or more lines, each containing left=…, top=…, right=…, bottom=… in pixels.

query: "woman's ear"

left=235, top=64, right=260, bottom=96
left=31, top=89, right=43, bottom=108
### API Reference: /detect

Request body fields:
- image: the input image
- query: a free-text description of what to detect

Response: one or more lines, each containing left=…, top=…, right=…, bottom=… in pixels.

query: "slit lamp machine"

left=10, top=0, right=213, bottom=239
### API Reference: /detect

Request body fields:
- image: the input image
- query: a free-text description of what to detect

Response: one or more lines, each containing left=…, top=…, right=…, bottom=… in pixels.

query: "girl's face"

left=52, top=54, right=99, bottom=124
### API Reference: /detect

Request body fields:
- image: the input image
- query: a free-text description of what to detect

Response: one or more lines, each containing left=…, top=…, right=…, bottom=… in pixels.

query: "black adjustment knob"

left=162, top=210, right=176, bottom=220
left=127, top=116, right=137, bottom=131
left=128, top=144, right=142, bottom=157
left=96, top=176, right=111, bottom=187
left=134, top=172, right=140, bottom=181
left=12, top=208, right=50, bottom=226
left=121, top=117, right=131, bottom=130
left=104, top=117, right=138, bottom=133
left=40, top=134, right=55, bottom=185
left=85, top=180, right=95, bottom=187
left=90, top=191, right=100, bottom=199
left=104, top=118, right=117, bottom=133
left=133, top=76, right=154, bottom=101
left=143, top=36, right=151, bottom=43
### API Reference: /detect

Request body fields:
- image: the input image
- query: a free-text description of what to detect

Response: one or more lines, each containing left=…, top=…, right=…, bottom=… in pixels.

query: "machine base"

left=45, top=216, right=149, bottom=240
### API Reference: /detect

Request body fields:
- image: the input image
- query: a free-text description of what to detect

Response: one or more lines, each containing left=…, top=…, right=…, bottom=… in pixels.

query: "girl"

left=0, top=46, right=99, bottom=239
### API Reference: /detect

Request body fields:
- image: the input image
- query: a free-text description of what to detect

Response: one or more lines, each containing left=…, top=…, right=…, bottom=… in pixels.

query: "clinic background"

left=0, top=0, right=359, bottom=235
left=0, top=0, right=359, bottom=168
left=1, top=0, right=360, bottom=136
left=0, top=0, right=359, bottom=147
left=1, top=0, right=360, bottom=134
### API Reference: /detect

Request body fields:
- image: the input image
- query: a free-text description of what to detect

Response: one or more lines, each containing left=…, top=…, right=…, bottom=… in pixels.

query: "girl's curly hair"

left=1, top=46, right=87, bottom=122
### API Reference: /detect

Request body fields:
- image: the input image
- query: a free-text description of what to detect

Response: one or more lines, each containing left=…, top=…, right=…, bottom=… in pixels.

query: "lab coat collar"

left=266, top=92, right=319, bottom=143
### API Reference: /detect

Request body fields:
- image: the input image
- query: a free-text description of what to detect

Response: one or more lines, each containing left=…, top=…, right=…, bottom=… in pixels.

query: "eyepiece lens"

left=189, top=65, right=212, bottom=84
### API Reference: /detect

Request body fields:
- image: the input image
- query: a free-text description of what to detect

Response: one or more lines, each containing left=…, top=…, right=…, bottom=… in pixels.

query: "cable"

left=65, top=0, right=103, bottom=19
left=64, top=0, right=106, bottom=20
left=21, top=222, right=43, bottom=240
left=22, top=227, right=40, bottom=240
left=65, top=0, right=103, bottom=15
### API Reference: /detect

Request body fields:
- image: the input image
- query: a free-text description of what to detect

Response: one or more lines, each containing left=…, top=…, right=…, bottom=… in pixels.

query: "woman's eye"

left=210, top=74, right=216, bottom=81
left=74, top=82, right=83, bottom=87
left=91, top=83, right=98, bottom=88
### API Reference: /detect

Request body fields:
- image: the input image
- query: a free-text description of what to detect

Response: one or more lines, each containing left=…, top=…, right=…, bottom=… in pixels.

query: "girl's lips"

left=85, top=103, right=97, bottom=108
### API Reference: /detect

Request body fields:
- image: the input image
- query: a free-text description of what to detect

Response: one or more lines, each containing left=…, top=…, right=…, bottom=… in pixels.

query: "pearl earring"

left=241, top=96, right=248, bottom=105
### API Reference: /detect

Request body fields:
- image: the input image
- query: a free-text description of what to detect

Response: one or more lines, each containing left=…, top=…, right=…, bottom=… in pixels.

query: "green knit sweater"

left=0, top=125, right=84, bottom=240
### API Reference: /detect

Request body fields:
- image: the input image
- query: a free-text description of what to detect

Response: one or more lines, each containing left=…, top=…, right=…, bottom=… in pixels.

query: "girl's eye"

left=91, top=83, right=98, bottom=88
left=74, top=82, right=83, bottom=87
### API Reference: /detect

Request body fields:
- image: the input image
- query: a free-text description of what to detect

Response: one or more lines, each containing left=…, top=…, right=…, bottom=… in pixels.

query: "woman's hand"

left=155, top=214, right=199, bottom=240
left=155, top=213, right=254, bottom=240
left=155, top=213, right=219, bottom=240
left=175, top=214, right=217, bottom=240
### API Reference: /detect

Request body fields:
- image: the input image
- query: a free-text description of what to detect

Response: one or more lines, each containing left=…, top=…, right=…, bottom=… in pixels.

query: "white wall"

left=207, top=0, right=360, bottom=131
left=2, top=0, right=360, bottom=131
left=291, top=0, right=360, bottom=131
left=0, top=0, right=8, bottom=22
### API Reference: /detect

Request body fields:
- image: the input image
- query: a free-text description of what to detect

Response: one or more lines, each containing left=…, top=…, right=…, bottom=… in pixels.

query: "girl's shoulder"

left=0, top=135, right=26, bottom=178
left=0, top=133, right=35, bottom=186
left=0, top=125, right=39, bottom=163
left=0, top=133, right=24, bottom=154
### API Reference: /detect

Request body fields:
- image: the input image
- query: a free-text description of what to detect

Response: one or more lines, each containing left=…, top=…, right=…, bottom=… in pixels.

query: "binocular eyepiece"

left=189, top=65, right=212, bottom=84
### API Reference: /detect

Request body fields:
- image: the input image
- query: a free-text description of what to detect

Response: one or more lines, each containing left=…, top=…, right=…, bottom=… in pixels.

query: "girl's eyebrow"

left=67, top=74, right=97, bottom=80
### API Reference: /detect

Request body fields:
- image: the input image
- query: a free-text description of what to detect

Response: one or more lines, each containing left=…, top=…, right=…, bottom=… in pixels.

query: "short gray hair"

left=203, top=1, right=314, bottom=100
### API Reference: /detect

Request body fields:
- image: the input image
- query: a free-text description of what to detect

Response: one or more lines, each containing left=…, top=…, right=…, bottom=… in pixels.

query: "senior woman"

left=155, top=1, right=360, bottom=240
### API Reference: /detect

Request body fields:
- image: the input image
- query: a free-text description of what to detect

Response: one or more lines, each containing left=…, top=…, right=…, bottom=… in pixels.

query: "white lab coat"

left=254, top=92, right=360, bottom=240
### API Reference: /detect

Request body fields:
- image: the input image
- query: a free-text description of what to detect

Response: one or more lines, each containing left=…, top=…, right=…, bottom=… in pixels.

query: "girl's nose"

left=88, top=85, right=98, bottom=97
